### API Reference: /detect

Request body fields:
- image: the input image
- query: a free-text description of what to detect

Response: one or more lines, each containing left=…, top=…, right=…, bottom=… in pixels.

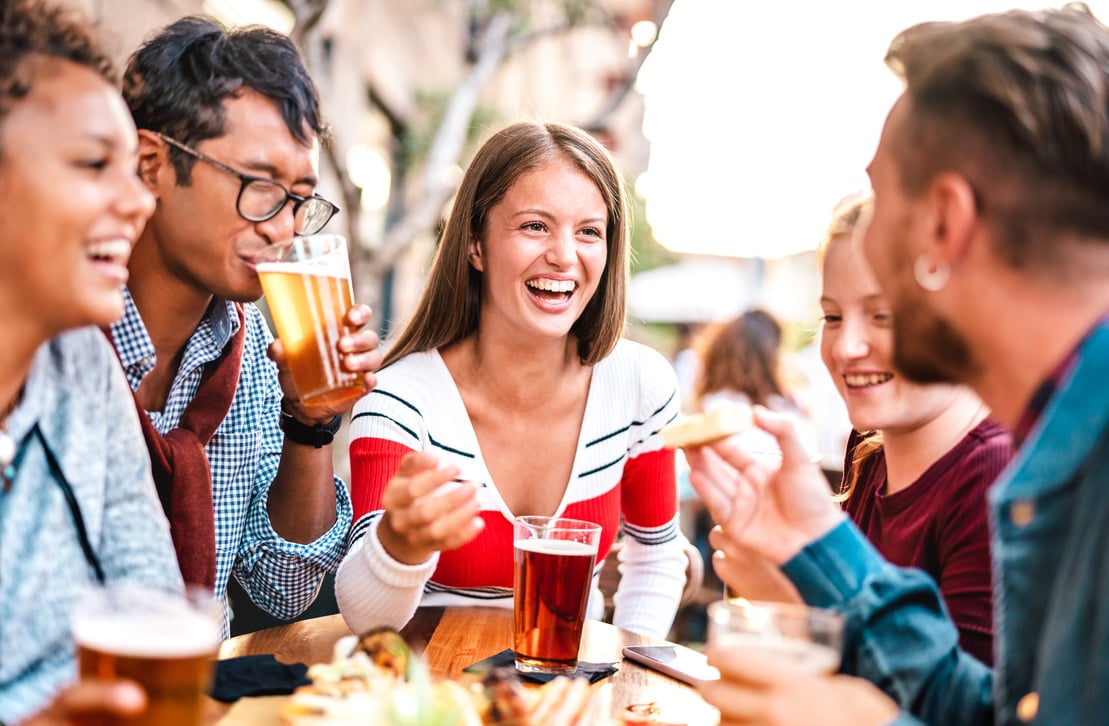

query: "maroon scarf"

left=113, top=304, right=245, bottom=587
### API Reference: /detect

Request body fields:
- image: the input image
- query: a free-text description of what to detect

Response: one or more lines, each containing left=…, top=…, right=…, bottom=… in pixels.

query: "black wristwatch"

left=279, top=401, right=342, bottom=448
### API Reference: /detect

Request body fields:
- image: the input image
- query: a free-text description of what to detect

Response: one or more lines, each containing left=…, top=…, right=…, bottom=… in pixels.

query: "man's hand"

left=709, top=539, right=803, bottom=604
left=685, top=406, right=844, bottom=565
left=700, top=646, right=899, bottom=726
left=20, top=680, right=146, bottom=725
left=268, top=303, right=383, bottom=424
left=377, top=451, right=486, bottom=565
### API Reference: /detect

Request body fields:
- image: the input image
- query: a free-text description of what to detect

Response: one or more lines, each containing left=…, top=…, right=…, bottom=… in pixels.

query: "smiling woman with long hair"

left=335, top=121, right=688, bottom=639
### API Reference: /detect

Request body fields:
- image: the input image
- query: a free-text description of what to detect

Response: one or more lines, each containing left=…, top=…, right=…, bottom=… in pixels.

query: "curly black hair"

left=123, top=15, right=327, bottom=183
left=0, top=0, right=114, bottom=124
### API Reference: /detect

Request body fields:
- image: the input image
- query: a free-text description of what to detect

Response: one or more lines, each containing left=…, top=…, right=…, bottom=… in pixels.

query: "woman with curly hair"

left=0, top=1, right=181, bottom=722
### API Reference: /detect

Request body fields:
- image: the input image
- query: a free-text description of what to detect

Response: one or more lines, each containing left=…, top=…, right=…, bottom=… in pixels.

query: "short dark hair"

left=886, top=3, right=1109, bottom=270
left=122, top=15, right=326, bottom=182
left=0, top=0, right=114, bottom=135
left=383, top=121, right=629, bottom=368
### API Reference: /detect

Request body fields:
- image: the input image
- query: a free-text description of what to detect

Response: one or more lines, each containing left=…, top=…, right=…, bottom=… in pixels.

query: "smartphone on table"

left=622, top=644, right=720, bottom=686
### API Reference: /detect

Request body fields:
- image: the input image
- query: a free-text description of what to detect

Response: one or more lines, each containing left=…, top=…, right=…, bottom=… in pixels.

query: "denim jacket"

left=782, top=319, right=1109, bottom=726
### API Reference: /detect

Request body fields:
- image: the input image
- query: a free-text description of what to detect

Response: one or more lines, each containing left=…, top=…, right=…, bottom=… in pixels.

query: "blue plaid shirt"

left=110, top=288, right=352, bottom=637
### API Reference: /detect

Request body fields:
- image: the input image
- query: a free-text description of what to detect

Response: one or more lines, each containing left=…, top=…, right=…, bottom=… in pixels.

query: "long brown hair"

left=693, top=309, right=791, bottom=409
left=383, top=121, right=629, bottom=368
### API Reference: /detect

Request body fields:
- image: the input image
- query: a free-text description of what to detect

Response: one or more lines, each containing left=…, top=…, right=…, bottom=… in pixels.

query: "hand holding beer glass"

left=700, top=601, right=906, bottom=725
left=254, top=233, right=368, bottom=408
left=71, top=584, right=220, bottom=726
left=513, top=516, right=602, bottom=674
left=706, top=599, right=844, bottom=675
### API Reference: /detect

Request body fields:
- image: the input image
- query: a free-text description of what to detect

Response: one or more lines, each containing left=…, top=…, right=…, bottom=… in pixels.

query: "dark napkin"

left=463, top=649, right=618, bottom=684
left=209, top=654, right=311, bottom=702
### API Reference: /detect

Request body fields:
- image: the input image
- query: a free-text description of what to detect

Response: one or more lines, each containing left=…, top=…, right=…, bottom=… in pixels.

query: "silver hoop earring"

left=913, top=255, right=950, bottom=292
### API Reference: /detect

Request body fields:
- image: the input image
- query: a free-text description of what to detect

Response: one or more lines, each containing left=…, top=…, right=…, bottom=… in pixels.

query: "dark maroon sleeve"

left=934, top=425, right=1013, bottom=665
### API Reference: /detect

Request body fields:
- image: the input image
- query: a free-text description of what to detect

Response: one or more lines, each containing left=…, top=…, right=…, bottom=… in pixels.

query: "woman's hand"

left=376, top=451, right=485, bottom=565
left=686, top=406, right=844, bottom=566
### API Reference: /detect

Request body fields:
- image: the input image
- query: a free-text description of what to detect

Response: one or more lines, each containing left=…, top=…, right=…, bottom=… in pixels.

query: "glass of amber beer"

left=72, top=584, right=220, bottom=726
left=706, top=599, right=844, bottom=675
left=254, top=233, right=367, bottom=408
left=513, top=516, right=602, bottom=674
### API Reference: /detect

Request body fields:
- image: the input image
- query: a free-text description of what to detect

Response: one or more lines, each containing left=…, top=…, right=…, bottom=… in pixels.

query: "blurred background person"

left=691, top=308, right=816, bottom=455
left=818, top=194, right=1011, bottom=664
left=678, top=308, right=817, bottom=637
left=0, top=0, right=183, bottom=722
left=336, top=121, right=687, bottom=639
left=671, top=321, right=704, bottom=414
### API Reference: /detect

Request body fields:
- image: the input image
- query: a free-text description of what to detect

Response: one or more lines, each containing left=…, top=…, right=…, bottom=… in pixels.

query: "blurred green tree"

left=277, top=0, right=675, bottom=334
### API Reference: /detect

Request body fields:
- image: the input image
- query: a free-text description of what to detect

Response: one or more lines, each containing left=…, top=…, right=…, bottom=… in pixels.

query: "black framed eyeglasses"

left=155, top=132, right=340, bottom=235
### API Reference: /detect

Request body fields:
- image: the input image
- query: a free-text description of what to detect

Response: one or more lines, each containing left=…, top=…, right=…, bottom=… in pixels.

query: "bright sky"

left=637, top=0, right=1109, bottom=259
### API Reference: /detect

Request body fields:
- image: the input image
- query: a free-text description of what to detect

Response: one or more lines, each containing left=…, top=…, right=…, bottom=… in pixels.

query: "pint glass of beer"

left=72, top=584, right=220, bottom=726
left=706, top=599, right=844, bottom=675
left=255, top=233, right=367, bottom=408
left=513, top=516, right=602, bottom=674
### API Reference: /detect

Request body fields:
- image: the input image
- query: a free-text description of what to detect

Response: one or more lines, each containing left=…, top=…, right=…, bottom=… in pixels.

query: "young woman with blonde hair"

left=817, top=194, right=1011, bottom=664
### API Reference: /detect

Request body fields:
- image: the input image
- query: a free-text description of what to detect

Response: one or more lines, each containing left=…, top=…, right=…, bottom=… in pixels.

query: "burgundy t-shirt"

left=842, top=419, right=1013, bottom=665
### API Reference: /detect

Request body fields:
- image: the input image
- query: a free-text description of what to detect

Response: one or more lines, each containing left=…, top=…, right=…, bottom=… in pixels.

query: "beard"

left=890, top=296, right=980, bottom=385
left=875, top=213, right=981, bottom=385
left=863, top=184, right=982, bottom=387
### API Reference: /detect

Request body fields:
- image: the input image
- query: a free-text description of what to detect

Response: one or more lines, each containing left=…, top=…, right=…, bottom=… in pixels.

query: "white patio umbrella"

left=628, top=257, right=759, bottom=324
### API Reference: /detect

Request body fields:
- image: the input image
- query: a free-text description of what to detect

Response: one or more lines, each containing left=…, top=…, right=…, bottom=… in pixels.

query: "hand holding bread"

left=660, top=401, right=754, bottom=449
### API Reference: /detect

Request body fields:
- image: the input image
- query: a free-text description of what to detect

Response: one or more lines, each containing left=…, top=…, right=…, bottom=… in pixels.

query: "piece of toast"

left=660, top=402, right=754, bottom=449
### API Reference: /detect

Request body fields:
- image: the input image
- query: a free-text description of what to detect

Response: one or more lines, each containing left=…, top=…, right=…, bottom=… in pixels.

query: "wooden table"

left=215, top=606, right=719, bottom=724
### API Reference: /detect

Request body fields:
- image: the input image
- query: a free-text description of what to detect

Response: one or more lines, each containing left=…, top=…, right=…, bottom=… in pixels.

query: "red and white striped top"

left=335, top=339, right=688, bottom=638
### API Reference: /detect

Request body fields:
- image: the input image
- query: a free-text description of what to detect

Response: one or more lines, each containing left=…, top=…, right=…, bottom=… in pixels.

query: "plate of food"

left=278, top=628, right=619, bottom=725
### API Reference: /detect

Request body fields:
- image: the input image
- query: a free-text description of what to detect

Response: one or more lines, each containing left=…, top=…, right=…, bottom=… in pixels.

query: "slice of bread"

left=661, top=402, right=754, bottom=449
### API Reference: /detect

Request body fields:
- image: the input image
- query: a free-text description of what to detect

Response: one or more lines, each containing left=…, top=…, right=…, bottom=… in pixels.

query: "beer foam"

left=514, top=538, right=596, bottom=556
left=256, top=260, right=347, bottom=278
left=73, top=611, right=219, bottom=658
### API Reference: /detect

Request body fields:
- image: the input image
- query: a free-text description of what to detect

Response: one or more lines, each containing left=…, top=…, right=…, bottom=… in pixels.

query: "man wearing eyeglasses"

left=109, top=15, right=381, bottom=637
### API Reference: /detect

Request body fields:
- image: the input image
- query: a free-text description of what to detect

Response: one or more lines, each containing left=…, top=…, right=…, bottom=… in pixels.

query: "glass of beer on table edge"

left=513, top=515, right=602, bottom=674
left=706, top=599, right=845, bottom=675
left=72, top=583, right=220, bottom=726
left=254, top=233, right=367, bottom=408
